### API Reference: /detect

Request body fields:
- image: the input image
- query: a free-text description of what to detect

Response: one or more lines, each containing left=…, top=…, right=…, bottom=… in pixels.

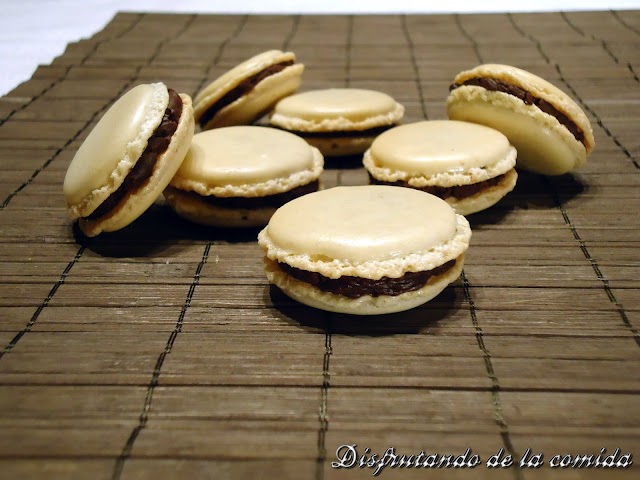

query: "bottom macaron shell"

left=447, top=90, right=585, bottom=176
left=305, top=137, right=375, bottom=157
left=264, top=255, right=465, bottom=315
left=446, top=168, right=518, bottom=216
left=79, top=94, right=195, bottom=237
left=303, top=134, right=376, bottom=157
left=164, top=186, right=276, bottom=228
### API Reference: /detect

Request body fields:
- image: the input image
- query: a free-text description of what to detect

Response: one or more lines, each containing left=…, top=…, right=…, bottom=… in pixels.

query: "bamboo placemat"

left=0, top=10, right=639, bottom=480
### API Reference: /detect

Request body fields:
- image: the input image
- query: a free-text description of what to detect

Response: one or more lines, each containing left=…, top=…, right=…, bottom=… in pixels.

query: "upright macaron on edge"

left=447, top=63, right=594, bottom=175
left=63, top=82, right=195, bottom=237
left=194, top=50, right=305, bottom=130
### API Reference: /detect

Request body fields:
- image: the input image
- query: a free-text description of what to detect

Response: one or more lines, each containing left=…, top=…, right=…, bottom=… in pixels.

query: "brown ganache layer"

left=283, top=124, right=396, bottom=138
left=198, top=60, right=294, bottom=127
left=181, top=180, right=319, bottom=210
left=450, top=77, right=585, bottom=146
left=279, top=258, right=457, bottom=298
left=86, top=89, right=183, bottom=220
left=369, top=173, right=507, bottom=200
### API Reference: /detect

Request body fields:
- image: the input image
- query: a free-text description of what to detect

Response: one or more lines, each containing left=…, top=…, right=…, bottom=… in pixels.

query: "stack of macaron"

left=64, top=50, right=320, bottom=236
left=63, top=49, right=594, bottom=316
left=360, top=64, right=594, bottom=215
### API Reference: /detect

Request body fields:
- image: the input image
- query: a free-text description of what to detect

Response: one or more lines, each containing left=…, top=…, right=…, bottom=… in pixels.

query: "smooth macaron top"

left=258, top=185, right=471, bottom=279
left=63, top=83, right=169, bottom=218
left=169, top=126, right=323, bottom=197
left=370, top=120, right=512, bottom=174
left=193, top=50, right=296, bottom=117
left=364, top=120, right=516, bottom=186
left=270, top=88, right=405, bottom=131
left=453, top=64, right=594, bottom=153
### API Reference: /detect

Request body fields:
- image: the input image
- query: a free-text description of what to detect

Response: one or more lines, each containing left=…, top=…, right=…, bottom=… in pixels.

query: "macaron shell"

left=453, top=64, right=594, bottom=153
left=448, top=86, right=585, bottom=175
left=445, top=167, right=518, bottom=216
left=270, top=88, right=404, bottom=131
left=264, top=254, right=465, bottom=315
left=363, top=144, right=516, bottom=188
left=64, top=83, right=169, bottom=218
left=266, top=186, right=456, bottom=263
left=194, top=50, right=297, bottom=117
left=369, top=120, right=513, bottom=176
left=258, top=186, right=472, bottom=280
left=169, top=126, right=323, bottom=197
left=164, top=186, right=276, bottom=228
left=301, top=133, right=378, bottom=157
left=199, top=64, right=304, bottom=129
left=79, top=94, right=195, bottom=237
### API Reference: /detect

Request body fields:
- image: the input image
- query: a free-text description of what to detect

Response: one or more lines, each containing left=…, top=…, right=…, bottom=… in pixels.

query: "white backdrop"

left=2, top=0, right=640, bottom=96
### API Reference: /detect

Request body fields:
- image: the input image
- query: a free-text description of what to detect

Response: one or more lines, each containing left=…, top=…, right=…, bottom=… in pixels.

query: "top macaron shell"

left=447, top=64, right=594, bottom=175
left=63, top=83, right=194, bottom=236
left=169, top=126, right=323, bottom=198
left=193, top=50, right=304, bottom=129
left=364, top=120, right=516, bottom=188
left=258, top=185, right=471, bottom=280
left=64, top=83, right=169, bottom=218
left=269, top=88, right=405, bottom=131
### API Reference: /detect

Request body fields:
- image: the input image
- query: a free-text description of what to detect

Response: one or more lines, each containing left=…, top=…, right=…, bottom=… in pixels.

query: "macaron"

left=447, top=64, right=595, bottom=175
left=269, top=88, right=405, bottom=157
left=257, top=185, right=471, bottom=315
left=63, top=82, right=194, bottom=237
left=193, top=50, right=304, bottom=130
left=363, top=120, right=518, bottom=216
left=164, top=126, right=324, bottom=227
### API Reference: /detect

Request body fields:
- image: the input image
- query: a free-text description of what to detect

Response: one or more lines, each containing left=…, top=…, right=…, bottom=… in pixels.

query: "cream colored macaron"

left=194, top=50, right=304, bottom=130
left=258, top=186, right=471, bottom=315
left=164, top=126, right=323, bottom=227
left=269, top=88, right=404, bottom=157
left=364, top=120, right=518, bottom=215
left=447, top=64, right=595, bottom=175
left=63, top=82, right=194, bottom=237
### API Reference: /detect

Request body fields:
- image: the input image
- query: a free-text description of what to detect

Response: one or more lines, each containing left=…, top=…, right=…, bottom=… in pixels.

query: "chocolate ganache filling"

left=450, top=77, right=585, bottom=147
left=177, top=180, right=320, bottom=210
left=369, top=173, right=507, bottom=200
left=285, top=124, right=396, bottom=138
left=279, top=259, right=458, bottom=299
left=86, top=89, right=183, bottom=221
left=199, top=60, right=294, bottom=127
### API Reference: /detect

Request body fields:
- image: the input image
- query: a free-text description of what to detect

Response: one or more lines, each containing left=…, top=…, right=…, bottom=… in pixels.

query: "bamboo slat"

left=0, top=10, right=639, bottom=480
